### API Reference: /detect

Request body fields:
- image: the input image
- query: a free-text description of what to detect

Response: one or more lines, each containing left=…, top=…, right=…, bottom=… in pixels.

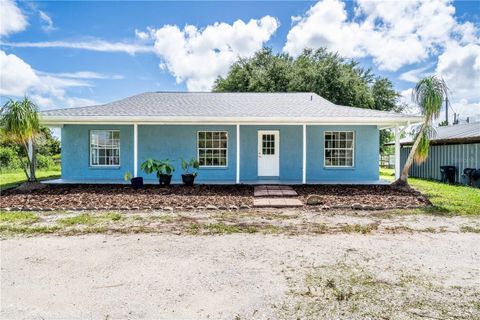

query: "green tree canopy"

left=214, top=48, right=403, bottom=111
left=214, top=48, right=405, bottom=153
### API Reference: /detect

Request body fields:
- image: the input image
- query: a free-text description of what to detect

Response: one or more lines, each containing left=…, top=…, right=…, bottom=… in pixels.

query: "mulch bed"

left=0, top=184, right=430, bottom=211
left=0, top=184, right=254, bottom=211
left=294, top=185, right=430, bottom=209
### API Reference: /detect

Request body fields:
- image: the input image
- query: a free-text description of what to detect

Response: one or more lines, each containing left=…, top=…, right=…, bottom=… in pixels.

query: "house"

left=399, top=123, right=480, bottom=184
left=40, top=92, right=422, bottom=184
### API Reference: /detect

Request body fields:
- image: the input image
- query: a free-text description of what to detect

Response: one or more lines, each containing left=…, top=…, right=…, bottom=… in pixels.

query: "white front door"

left=258, top=130, right=280, bottom=177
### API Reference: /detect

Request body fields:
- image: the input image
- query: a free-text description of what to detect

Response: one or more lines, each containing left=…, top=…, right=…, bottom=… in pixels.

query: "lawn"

left=0, top=167, right=61, bottom=190
left=380, top=168, right=480, bottom=215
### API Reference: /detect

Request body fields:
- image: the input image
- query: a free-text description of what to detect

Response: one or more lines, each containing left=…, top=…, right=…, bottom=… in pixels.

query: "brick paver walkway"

left=253, top=185, right=303, bottom=208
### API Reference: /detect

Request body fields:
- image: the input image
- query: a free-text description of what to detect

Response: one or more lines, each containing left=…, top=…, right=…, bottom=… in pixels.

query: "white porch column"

left=236, top=124, right=240, bottom=184
left=302, top=124, right=307, bottom=184
left=394, top=125, right=400, bottom=180
left=133, top=123, right=138, bottom=177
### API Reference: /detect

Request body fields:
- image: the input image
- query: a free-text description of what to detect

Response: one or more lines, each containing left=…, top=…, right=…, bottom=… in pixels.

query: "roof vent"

left=310, top=95, right=313, bottom=101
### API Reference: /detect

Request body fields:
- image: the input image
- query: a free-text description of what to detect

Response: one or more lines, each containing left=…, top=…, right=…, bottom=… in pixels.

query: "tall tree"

left=393, top=75, right=448, bottom=187
left=0, top=98, right=40, bottom=181
left=214, top=47, right=403, bottom=152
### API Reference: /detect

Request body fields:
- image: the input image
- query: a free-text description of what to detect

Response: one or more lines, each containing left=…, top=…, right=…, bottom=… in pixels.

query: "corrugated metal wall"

left=400, top=143, right=480, bottom=184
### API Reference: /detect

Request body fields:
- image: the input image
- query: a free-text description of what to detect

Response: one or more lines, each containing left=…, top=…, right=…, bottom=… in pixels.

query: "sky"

left=1, top=0, right=479, bottom=124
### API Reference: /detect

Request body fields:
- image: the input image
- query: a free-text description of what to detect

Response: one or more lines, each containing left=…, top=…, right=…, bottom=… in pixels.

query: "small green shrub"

left=0, top=146, right=21, bottom=170
left=36, top=154, right=55, bottom=169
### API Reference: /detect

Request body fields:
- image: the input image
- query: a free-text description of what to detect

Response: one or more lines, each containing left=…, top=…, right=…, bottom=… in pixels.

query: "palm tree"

left=393, top=75, right=449, bottom=187
left=0, top=98, right=40, bottom=182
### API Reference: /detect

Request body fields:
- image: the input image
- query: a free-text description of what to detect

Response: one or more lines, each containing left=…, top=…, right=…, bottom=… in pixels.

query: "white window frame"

left=324, top=131, right=355, bottom=168
left=197, top=131, right=228, bottom=168
left=90, top=130, right=120, bottom=167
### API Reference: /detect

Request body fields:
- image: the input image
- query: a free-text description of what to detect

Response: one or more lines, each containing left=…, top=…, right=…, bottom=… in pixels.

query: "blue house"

left=40, top=92, right=422, bottom=184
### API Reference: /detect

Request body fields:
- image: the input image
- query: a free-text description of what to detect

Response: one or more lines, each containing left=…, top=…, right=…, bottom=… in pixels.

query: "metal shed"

left=399, top=123, right=480, bottom=184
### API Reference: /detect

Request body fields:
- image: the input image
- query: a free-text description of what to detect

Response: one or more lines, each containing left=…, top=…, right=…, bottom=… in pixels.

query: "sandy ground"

left=1, top=232, right=479, bottom=319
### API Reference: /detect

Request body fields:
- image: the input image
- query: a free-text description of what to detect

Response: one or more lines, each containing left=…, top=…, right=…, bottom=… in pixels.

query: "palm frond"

left=414, top=127, right=433, bottom=164
left=0, top=98, right=40, bottom=143
left=411, top=75, right=448, bottom=123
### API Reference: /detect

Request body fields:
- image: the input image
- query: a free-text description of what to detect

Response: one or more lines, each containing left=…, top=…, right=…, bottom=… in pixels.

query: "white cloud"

left=0, top=50, right=38, bottom=96
left=399, top=42, right=480, bottom=123
left=43, top=71, right=124, bottom=80
left=399, top=64, right=434, bottom=83
left=283, top=0, right=477, bottom=72
left=0, top=50, right=98, bottom=108
left=399, top=88, right=421, bottom=115
left=39, top=10, right=55, bottom=32
left=436, top=43, right=480, bottom=122
left=1, top=40, right=155, bottom=55
left=135, top=29, right=150, bottom=41
left=149, top=16, right=279, bottom=91
left=452, top=99, right=480, bottom=123
left=0, top=0, right=27, bottom=37
left=436, top=42, right=480, bottom=102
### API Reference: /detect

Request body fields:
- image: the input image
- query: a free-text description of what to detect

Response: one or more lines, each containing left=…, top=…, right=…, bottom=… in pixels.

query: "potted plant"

left=157, top=159, right=175, bottom=186
left=181, top=157, right=199, bottom=186
left=140, top=158, right=175, bottom=186
left=124, top=171, right=143, bottom=189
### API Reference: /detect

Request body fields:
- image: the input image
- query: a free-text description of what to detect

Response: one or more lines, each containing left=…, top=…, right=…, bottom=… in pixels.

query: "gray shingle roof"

left=40, top=92, right=421, bottom=123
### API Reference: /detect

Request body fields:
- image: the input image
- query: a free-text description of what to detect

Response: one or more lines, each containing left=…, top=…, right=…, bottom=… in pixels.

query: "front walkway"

left=253, top=185, right=303, bottom=208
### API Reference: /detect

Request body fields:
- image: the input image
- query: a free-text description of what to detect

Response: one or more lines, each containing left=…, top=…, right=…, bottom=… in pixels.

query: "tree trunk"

left=392, top=122, right=427, bottom=187
left=29, top=143, right=36, bottom=182
left=22, top=138, right=37, bottom=182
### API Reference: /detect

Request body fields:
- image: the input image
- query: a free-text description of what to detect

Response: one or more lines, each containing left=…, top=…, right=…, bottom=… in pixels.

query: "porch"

left=43, top=178, right=391, bottom=185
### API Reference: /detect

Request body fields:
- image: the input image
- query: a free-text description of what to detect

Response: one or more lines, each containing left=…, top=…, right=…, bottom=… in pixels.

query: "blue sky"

left=1, top=0, right=479, bottom=122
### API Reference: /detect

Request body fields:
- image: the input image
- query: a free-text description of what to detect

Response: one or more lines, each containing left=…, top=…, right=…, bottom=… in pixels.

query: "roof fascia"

left=40, top=115, right=424, bottom=126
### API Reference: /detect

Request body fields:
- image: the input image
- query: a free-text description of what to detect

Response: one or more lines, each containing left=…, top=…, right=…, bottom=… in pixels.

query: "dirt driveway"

left=2, top=231, right=479, bottom=319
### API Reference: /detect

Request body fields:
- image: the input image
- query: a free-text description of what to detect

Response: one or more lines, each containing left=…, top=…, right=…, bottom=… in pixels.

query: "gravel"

left=1, top=232, right=479, bottom=319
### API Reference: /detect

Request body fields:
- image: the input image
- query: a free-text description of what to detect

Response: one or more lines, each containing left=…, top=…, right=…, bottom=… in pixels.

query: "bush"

left=36, top=154, right=55, bottom=169
left=0, top=146, right=21, bottom=170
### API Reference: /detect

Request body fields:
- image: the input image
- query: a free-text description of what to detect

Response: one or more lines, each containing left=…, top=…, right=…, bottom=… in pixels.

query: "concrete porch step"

left=253, top=198, right=303, bottom=208
left=254, top=185, right=298, bottom=197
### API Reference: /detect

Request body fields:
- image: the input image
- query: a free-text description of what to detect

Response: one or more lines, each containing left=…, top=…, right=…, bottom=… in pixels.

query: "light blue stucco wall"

left=138, top=125, right=237, bottom=182
left=240, top=125, right=303, bottom=181
left=61, top=124, right=379, bottom=182
left=307, top=125, right=379, bottom=181
left=61, top=124, right=134, bottom=180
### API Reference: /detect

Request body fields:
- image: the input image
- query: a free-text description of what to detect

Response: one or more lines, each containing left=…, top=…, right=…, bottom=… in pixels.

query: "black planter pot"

left=158, top=174, right=173, bottom=186
left=181, top=174, right=196, bottom=186
left=130, top=177, right=144, bottom=189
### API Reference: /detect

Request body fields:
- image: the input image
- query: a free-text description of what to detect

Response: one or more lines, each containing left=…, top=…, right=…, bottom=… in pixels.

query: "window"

left=324, top=131, right=354, bottom=167
left=262, top=134, right=275, bottom=155
left=90, top=130, right=120, bottom=166
left=198, top=131, right=228, bottom=167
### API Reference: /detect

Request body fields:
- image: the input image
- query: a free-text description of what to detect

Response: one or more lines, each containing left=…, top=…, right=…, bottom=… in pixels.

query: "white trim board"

left=40, top=115, right=423, bottom=127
